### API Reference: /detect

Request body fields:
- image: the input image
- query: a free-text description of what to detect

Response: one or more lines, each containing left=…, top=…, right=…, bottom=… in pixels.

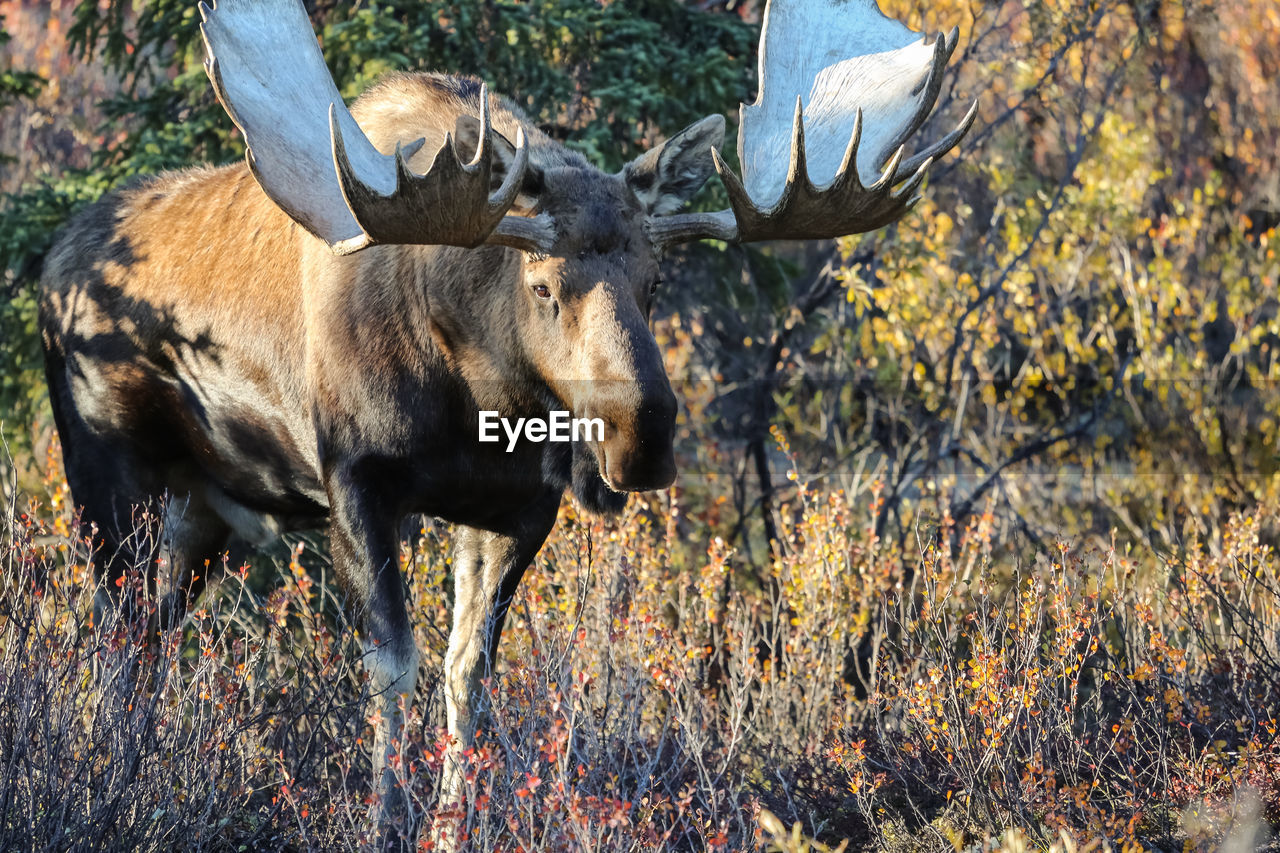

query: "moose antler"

left=647, top=0, right=977, bottom=247
left=198, top=0, right=552, bottom=255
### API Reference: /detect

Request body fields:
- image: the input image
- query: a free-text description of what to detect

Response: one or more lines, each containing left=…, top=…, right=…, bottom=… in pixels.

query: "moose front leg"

left=439, top=493, right=560, bottom=807
left=325, top=473, right=420, bottom=828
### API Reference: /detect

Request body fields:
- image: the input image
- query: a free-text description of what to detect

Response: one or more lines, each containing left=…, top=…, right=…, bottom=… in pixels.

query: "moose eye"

left=532, top=284, right=552, bottom=300
left=649, top=278, right=662, bottom=296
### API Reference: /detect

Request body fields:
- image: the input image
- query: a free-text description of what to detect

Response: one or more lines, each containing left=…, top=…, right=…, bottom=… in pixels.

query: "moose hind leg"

left=57, top=439, right=165, bottom=625
left=155, top=485, right=236, bottom=630
left=81, top=486, right=233, bottom=635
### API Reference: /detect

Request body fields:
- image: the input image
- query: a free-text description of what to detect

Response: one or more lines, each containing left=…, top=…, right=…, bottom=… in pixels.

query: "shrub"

left=4, top=439, right=1278, bottom=850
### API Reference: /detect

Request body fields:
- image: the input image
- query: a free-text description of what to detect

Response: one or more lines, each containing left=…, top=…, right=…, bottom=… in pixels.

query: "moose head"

left=198, top=0, right=974, bottom=508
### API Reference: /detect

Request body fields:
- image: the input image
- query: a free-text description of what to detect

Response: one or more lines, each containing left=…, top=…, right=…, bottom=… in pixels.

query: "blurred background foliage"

left=2, top=0, right=1277, bottom=581
left=4, top=0, right=1280, bottom=560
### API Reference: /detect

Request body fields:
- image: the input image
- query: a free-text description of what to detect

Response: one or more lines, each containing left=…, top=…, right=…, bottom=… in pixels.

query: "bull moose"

left=38, top=0, right=974, bottom=828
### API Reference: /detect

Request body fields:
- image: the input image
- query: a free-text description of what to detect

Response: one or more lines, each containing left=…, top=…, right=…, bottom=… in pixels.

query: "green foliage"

left=319, top=0, right=755, bottom=170
left=0, top=22, right=43, bottom=111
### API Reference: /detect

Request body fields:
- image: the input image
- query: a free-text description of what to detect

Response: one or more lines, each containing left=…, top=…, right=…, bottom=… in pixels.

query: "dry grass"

left=2, top=441, right=1278, bottom=852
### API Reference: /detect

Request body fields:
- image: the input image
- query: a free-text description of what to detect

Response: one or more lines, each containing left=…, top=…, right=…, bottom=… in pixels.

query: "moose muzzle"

left=581, top=378, right=678, bottom=493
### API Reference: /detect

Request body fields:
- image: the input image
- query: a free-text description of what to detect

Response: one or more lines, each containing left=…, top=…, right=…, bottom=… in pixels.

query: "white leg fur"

left=366, top=635, right=419, bottom=815
left=440, top=564, right=487, bottom=807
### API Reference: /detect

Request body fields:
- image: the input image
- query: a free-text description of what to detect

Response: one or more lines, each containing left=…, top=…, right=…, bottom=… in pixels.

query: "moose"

left=38, top=0, right=973, bottom=828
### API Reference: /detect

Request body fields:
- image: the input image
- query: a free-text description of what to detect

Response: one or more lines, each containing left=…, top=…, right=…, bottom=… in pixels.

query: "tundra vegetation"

left=2, top=0, right=1279, bottom=851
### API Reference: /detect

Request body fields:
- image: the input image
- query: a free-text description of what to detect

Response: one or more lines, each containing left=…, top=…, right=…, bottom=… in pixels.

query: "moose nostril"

left=642, top=388, right=677, bottom=424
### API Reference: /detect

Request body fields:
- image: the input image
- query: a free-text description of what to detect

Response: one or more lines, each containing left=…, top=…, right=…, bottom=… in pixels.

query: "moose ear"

left=454, top=114, right=542, bottom=212
left=623, top=115, right=726, bottom=216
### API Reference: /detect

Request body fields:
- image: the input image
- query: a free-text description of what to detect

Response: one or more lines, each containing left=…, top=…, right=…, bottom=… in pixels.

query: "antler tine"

left=200, top=0, right=553, bottom=256
left=899, top=99, right=978, bottom=177
left=873, top=30, right=953, bottom=165
left=834, top=108, right=864, bottom=190
left=869, top=145, right=905, bottom=193
left=396, top=137, right=428, bottom=166
left=892, top=155, right=933, bottom=203
left=488, top=123, right=528, bottom=217
left=327, top=108, right=374, bottom=255
left=469, top=88, right=492, bottom=168
left=785, top=97, right=814, bottom=201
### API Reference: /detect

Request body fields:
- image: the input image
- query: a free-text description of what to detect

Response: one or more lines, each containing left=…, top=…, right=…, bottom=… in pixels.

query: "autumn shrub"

left=4, top=430, right=1280, bottom=851
left=0, top=447, right=773, bottom=851
left=830, top=501, right=1280, bottom=850
left=411, top=437, right=1280, bottom=851
left=0, top=458, right=375, bottom=850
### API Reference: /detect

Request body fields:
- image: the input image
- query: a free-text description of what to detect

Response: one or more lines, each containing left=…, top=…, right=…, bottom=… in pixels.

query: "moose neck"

left=313, top=240, right=550, bottom=414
